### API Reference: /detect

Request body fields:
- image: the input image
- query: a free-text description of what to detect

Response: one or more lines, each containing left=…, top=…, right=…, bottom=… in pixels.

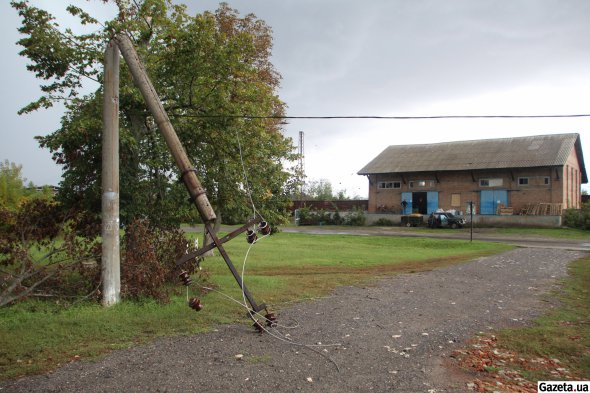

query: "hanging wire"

left=239, top=232, right=272, bottom=309
left=192, top=281, right=341, bottom=372
left=171, top=113, right=590, bottom=120
left=234, top=129, right=260, bottom=220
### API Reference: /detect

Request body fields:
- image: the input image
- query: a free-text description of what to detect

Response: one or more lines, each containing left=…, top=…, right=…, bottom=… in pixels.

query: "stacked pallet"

left=520, top=203, right=563, bottom=216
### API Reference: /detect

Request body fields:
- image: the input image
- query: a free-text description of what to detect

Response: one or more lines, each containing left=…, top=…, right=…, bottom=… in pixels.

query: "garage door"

left=480, top=190, right=508, bottom=215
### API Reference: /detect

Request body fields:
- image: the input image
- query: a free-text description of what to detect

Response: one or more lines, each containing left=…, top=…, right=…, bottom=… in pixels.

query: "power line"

left=170, top=113, right=590, bottom=120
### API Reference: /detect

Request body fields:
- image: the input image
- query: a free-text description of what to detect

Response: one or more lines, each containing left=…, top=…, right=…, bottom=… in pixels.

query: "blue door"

left=426, top=191, right=439, bottom=214
left=401, top=192, right=412, bottom=214
left=480, top=190, right=508, bottom=215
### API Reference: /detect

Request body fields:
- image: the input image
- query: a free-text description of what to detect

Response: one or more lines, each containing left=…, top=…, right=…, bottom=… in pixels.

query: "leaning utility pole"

left=101, top=40, right=121, bottom=306
left=115, top=33, right=216, bottom=222
left=114, top=33, right=267, bottom=316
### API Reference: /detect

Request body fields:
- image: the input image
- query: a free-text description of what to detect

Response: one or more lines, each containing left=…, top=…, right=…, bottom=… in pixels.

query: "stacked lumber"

left=520, top=203, right=562, bottom=216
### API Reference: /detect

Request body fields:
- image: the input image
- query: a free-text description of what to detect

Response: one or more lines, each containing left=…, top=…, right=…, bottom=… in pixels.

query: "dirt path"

left=1, top=248, right=584, bottom=392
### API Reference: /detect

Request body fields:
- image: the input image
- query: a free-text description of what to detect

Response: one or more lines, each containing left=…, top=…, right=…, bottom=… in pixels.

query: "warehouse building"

left=358, top=133, right=586, bottom=217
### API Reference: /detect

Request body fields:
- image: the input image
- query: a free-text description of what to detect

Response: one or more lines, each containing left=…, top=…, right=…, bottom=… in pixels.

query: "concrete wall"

left=364, top=213, right=562, bottom=228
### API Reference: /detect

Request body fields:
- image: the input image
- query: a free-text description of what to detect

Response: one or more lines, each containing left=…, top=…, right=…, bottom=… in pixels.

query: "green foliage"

left=10, top=0, right=105, bottom=114
left=0, top=199, right=101, bottom=307
left=303, top=179, right=334, bottom=200
left=297, top=207, right=333, bottom=225
left=0, top=160, right=27, bottom=210
left=343, top=207, right=366, bottom=226
left=562, top=203, right=590, bottom=230
left=296, top=206, right=365, bottom=226
left=372, top=218, right=395, bottom=226
left=14, top=1, right=297, bottom=230
left=0, top=201, right=208, bottom=307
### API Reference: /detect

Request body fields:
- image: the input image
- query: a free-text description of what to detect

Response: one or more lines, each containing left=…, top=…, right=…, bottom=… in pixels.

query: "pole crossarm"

left=176, top=217, right=261, bottom=267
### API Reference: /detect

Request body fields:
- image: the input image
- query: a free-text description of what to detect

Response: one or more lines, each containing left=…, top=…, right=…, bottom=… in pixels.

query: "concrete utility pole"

left=101, top=40, right=121, bottom=306
left=115, top=33, right=216, bottom=222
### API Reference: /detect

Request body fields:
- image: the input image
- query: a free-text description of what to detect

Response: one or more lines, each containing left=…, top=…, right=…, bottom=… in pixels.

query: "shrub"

left=563, top=203, right=590, bottom=230
left=373, top=218, right=395, bottom=226
left=0, top=200, right=209, bottom=307
left=343, top=207, right=366, bottom=226
left=296, top=206, right=366, bottom=226
left=121, top=219, right=206, bottom=302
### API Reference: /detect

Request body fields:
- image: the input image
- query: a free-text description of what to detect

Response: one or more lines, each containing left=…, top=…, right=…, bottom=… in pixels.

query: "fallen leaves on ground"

left=451, top=334, right=572, bottom=392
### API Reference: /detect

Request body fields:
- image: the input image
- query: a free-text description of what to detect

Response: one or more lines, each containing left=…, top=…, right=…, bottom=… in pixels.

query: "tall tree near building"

left=12, top=0, right=297, bottom=233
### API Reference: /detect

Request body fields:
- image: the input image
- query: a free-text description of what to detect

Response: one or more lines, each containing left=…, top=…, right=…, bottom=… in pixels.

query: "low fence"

left=364, top=213, right=562, bottom=228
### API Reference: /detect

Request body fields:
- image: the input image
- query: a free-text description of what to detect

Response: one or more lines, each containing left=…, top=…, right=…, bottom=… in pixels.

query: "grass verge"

left=0, top=232, right=511, bottom=381
left=452, top=255, right=590, bottom=389
left=405, top=226, right=590, bottom=240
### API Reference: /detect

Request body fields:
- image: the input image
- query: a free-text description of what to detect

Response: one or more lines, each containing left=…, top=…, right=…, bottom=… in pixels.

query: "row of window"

left=481, top=177, right=551, bottom=187
left=377, top=177, right=550, bottom=189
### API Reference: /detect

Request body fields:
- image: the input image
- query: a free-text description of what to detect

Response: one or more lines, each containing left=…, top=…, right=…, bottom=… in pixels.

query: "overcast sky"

left=2, top=0, right=590, bottom=197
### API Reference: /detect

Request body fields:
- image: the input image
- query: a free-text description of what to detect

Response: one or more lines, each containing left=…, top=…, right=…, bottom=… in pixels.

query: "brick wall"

left=365, top=166, right=568, bottom=215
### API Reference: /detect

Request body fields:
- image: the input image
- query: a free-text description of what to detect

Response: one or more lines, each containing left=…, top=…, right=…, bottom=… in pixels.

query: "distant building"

left=358, top=133, right=586, bottom=215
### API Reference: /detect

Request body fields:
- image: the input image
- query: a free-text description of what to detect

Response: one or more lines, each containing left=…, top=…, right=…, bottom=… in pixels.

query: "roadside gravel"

left=1, top=248, right=584, bottom=392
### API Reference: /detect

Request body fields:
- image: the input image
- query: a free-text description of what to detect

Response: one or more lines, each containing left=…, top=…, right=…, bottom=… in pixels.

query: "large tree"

left=12, top=0, right=297, bottom=232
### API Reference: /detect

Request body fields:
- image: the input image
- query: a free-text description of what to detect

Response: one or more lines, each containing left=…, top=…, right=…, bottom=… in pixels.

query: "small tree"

left=303, top=179, right=334, bottom=200
left=0, top=160, right=27, bottom=210
left=563, top=202, right=590, bottom=230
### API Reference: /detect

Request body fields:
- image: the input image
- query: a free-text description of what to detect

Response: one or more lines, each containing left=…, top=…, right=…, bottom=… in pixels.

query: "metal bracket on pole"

left=207, top=221, right=266, bottom=313
left=176, top=217, right=266, bottom=312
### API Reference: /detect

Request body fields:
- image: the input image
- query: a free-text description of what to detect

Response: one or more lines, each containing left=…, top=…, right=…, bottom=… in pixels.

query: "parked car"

left=427, top=212, right=467, bottom=229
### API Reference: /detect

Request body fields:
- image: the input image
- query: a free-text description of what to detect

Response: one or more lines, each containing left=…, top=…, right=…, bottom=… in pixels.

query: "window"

left=451, top=193, right=461, bottom=207
left=378, top=181, right=401, bottom=189
left=409, top=180, right=433, bottom=188
left=479, top=178, right=503, bottom=187
left=518, top=176, right=550, bottom=187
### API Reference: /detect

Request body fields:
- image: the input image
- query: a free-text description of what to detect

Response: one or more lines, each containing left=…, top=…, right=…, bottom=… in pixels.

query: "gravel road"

left=1, top=248, right=584, bottom=393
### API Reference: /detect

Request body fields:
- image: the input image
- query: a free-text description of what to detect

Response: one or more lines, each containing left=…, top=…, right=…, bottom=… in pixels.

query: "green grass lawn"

left=390, top=225, right=590, bottom=240
left=0, top=232, right=509, bottom=380
left=466, top=227, right=590, bottom=240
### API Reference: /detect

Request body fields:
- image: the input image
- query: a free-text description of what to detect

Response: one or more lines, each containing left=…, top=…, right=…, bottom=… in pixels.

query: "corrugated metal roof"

left=358, top=133, right=587, bottom=182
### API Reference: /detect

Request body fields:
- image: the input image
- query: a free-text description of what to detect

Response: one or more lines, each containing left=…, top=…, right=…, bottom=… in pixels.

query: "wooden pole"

left=115, top=33, right=216, bottom=222
left=101, top=40, right=121, bottom=306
